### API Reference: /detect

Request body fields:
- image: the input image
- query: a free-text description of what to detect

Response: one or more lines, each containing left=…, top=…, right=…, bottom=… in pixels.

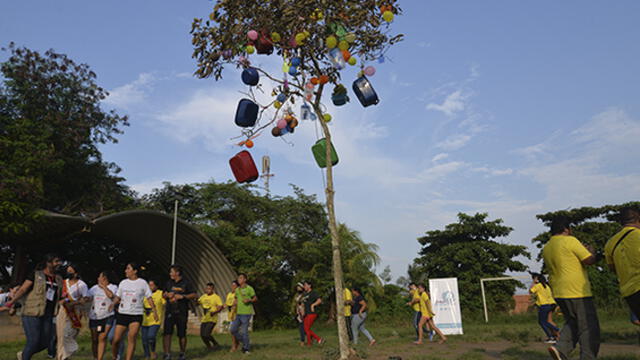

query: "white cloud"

left=431, top=153, right=449, bottom=162
left=154, top=88, right=240, bottom=152
left=426, top=90, right=468, bottom=117
left=104, top=73, right=155, bottom=108
left=435, top=133, right=472, bottom=150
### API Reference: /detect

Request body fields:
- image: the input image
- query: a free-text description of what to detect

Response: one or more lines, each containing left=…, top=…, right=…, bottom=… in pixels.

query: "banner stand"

left=428, top=278, right=463, bottom=335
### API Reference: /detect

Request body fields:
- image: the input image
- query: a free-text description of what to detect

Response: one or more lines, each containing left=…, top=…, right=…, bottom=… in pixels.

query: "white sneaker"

left=548, top=346, right=562, bottom=360
left=17, top=351, right=23, bottom=360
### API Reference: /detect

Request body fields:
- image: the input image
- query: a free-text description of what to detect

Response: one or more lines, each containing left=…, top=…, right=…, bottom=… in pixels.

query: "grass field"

left=1, top=313, right=638, bottom=360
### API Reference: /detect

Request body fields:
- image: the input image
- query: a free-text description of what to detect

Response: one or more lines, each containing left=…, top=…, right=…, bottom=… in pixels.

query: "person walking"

left=56, top=263, right=89, bottom=360
left=302, top=280, right=324, bottom=346
left=225, top=280, right=238, bottom=350
left=293, top=283, right=306, bottom=346
left=407, top=283, right=428, bottom=341
left=88, top=271, right=118, bottom=360
left=414, top=284, right=446, bottom=344
left=605, top=207, right=640, bottom=319
left=162, top=265, right=196, bottom=360
left=350, top=288, right=376, bottom=346
left=343, top=286, right=353, bottom=342
left=544, top=217, right=600, bottom=360
left=7, top=254, right=63, bottom=360
left=230, top=274, right=257, bottom=354
left=141, top=280, right=165, bottom=360
left=529, top=273, right=560, bottom=343
left=198, top=282, right=223, bottom=350
left=112, top=263, right=158, bottom=360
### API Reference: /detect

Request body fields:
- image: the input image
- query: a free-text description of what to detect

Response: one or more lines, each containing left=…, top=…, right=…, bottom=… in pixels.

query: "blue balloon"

left=288, top=66, right=298, bottom=76
left=277, top=93, right=287, bottom=102
left=291, top=57, right=302, bottom=67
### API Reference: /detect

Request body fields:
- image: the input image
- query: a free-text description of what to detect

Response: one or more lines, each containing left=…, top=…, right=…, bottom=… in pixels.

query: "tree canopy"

left=409, top=213, right=530, bottom=313
left=0, top=44, right=131, bottom=237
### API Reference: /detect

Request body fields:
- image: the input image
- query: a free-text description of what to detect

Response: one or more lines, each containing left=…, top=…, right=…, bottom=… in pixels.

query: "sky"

left=2, top=1, right=640, bottom=284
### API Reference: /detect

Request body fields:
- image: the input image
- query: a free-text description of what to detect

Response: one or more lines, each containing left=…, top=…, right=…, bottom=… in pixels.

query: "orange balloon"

left=246, top=140, right=254, bottom=148
left=310, top=77, right=319, bottom=85
left=342, top=50, right=351, bottom=61
left=319, top=75, right=329, bottom=84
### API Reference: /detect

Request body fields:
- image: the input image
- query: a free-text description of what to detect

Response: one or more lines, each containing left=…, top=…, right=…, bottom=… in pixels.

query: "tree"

left=0, top=44, right=131, bottom=238
left=142, top=181, right=383, bottom=328
left=379, top=265, right=392, bottom=284
left=532, top=202, right=640, bottom=309
left=190, top=2, right=403, bottom=356
left=409, top=213, right=530, bottom=313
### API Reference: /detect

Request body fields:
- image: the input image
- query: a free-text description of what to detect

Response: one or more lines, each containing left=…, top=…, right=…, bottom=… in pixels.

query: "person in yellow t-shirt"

left=225, top=280, right=239, bottom=350
left=142, top=279, right=165, bottom=360
left=414, top=284, right=446, bottom=345
left=605, top=207, right=640, bottom=320
left=543, top=217, right=599, bottom=360
left=529, top=273, right=559, bottom=343
left=343, top=286, right=354, bottom=342
left=407, top=283, right=431, bottom=341
left=198, top=282, right=223, bottom=350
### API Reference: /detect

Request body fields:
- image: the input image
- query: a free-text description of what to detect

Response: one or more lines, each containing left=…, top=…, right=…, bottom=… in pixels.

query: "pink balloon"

left=364, top=66, right=376, bottom=76
left=247, top=30, right=258, bottom=41
left=277, top=119, right=287, bottom=129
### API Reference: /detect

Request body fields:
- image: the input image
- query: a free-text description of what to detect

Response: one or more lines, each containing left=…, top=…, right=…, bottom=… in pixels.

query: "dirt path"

left=364, top=340, right=639, bottom=359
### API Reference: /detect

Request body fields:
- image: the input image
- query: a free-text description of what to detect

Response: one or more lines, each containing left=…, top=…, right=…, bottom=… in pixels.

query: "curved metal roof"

left=33, top=210, right=237, bottom=298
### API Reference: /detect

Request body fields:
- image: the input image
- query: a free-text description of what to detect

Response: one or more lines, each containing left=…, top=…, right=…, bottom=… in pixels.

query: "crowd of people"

left=1, top=258, right=258, bottom=360
left=532, top=207, right=640, bottom=360
left=2, top=207, right=638, bottom=360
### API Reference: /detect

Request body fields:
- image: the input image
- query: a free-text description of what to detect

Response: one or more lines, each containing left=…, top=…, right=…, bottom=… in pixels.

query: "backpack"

left=229, top=151, right=259, bottom=183
left=352, top=76, right=379, bottom=107
left=235, top=99, right=259, bottom=127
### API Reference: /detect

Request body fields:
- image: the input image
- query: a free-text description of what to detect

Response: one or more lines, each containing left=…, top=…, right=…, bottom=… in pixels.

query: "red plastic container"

left=229, top=150, right=259, bottom=183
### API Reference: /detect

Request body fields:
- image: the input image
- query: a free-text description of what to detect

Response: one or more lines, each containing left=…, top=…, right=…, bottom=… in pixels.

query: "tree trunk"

left=314, top=105, right=350, bottom=360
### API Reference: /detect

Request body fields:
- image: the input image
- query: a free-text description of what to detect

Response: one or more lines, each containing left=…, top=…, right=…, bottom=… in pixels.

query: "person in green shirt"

left=229, top=274, right=257, bottom=354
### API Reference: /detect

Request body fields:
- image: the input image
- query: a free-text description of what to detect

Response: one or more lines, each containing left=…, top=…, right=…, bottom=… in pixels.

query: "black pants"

left=555, top=297, right=600, bottom=360
left=345, top=316, right=353, bottom=341
left=164, top=312, right=188, bottom=338
left=200, top=322, right=218, bottom=347
left=626, top=290, right=640, bottom=320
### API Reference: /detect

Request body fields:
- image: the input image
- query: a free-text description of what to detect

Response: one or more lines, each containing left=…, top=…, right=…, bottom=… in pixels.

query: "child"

left=198, top=282, right=223, bottom=350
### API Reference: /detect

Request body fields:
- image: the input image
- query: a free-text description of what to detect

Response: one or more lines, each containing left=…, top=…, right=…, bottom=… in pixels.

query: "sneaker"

left=163, top=354, right=171, bottom=360
left=548, top=346, right=562, bottom=360
left=17, top=351, right=22, bottom=360
left=544, top=338, right=557, bottom=344
left=242, top=350, right=250, bottom=355
left=318, top=338, right=326, bottom=346
left=178, top=353, right=186, bottom=360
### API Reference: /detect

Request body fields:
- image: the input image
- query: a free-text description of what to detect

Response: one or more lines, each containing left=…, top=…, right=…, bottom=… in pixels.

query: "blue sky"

left=2, top=1, right=640, bottom=282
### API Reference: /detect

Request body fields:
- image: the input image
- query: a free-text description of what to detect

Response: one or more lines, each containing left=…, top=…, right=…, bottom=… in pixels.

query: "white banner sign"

left=429, top=277, right=463, bottom=335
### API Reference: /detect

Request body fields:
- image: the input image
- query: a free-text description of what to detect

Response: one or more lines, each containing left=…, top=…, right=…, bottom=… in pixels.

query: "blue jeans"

left=230, top=314, right=252, bottom=351
left=297, top=320, right=306, bottom=342
left=21, top=315, right=54, bottom=360
left=107, top=318, right=126, bottom=359
left=351, top=312, right=374, bottom=344
left=141, top=325, right=160, bottom=357
left=538, top=304, right=560, bottom=338
left=413, top=311, right=421, bottom=340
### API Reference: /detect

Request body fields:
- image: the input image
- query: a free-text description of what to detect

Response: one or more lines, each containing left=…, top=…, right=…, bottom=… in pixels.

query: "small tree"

left=190, top=1, right=402, bottom=357
left=409, top=213, right=530, bottom=313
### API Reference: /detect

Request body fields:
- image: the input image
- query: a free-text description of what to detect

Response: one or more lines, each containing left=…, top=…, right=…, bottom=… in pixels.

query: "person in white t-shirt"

left=88, top=271, right=118, bottom=360
left=112, top=263, right=158, bottom=360
left=56, top=263, right=90, bottom=360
